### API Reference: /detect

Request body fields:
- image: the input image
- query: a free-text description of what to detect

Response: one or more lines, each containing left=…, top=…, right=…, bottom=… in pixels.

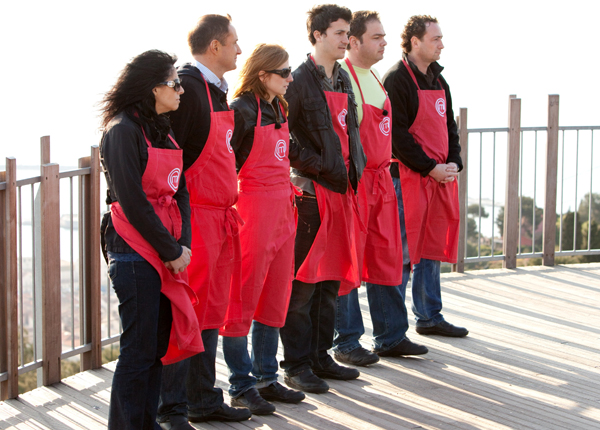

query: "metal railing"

left=1, top=138, right=108, bottom=399
left=454, top=95, right=600, bottom=272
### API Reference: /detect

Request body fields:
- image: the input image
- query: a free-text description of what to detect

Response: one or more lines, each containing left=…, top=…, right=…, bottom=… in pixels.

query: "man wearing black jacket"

left=157, top=14, right=251, bottom=430
left=279, top=4, right=367, bottom=395
left=382, top=15, right=468, bottom=341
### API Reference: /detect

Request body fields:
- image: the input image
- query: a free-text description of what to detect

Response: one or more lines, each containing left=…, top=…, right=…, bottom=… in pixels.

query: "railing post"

left=41, top=136, right=51, bottom=165
left=453, top=108, right=468, bottom=273
left=41, top=163, right=61, bottom=385
left=2, top=158, right=19, bottom=399
left=543, top=95, right=559, bottom=266
left=503, top=97, right=521, bottom=269
left=0, top=169, right=6, bottom=399
left=79, top=146, right=102, bottom=371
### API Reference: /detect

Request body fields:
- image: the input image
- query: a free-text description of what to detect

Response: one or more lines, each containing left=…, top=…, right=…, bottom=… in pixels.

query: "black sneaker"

left=158, top=414, right=194, bottom=430
left=375, top=338, right=428, bottom=357
left=284, top=369, right=329, bottom=394
left=258, top=381, right=305, bottom=403
left=231, top=387, right=276, bottom=415
left=188, top=404, right=252, bottom=422
left=334, top=346, right=380, bottom=366
left=312, top=361, right=360, bottom=380
left=416, top=321, right=469, bottom=337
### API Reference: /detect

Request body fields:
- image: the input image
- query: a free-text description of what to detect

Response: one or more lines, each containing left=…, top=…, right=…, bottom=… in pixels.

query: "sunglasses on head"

left=158, top=78, right=182, bottom=91
left=265, top=67, right=292, bottom=79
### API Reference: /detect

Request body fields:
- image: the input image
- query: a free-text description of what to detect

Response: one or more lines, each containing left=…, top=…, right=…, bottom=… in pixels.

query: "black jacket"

left=383, top=55, right=462, bottom=178
left=230, top=92, right=287, bottom=172
left=100, top=112, right=191, bottom=262
left=170, top=63, right=230, bottom=171
left=285, top=55, right=366, bottom=194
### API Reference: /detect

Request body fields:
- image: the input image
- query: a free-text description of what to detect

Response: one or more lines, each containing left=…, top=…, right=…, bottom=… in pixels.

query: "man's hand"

left=165, top=246, right=192, bottom=274
left=429, top=163, right=458, bottom=183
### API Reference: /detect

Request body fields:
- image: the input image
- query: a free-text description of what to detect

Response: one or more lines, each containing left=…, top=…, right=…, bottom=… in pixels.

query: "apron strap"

left=255, top=93, right=262, bottom=125
left=402, top=59, right=421, bottom=90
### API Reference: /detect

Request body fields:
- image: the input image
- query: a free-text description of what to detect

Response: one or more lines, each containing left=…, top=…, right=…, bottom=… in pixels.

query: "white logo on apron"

left=338, top=109, right=347, bottom=127
left=226, top=129, right=233, bottom=153
left=379, top=117, right=390, bottom=136
left=435, top=98, right=446, bottom=117
left=274, top=139, right=287, bottom=161
left=167, top=168, right=181, bottom=192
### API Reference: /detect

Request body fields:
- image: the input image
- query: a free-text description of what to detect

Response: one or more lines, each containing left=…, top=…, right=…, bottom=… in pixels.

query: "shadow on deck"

left=2, top=264, right=600, bottom=430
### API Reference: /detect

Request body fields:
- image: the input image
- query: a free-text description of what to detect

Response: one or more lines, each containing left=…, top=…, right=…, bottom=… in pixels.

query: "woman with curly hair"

left=100, top=49, right=201, bottom=430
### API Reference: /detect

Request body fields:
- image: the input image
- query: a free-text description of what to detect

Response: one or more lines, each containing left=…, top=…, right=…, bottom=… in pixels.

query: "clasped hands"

left=429, top=162, right=458, bottom=184
left=165, top=246, right=192, bottom=274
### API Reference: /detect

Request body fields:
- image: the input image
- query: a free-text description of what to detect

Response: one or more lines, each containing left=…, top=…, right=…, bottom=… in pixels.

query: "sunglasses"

left=265, top=67, right=292, bottom=79
left=159, top=78, right=182, bottom=91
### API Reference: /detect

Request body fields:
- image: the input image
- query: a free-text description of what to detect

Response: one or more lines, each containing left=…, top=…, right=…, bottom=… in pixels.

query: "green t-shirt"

left=339, top=60, right=387, bottom=125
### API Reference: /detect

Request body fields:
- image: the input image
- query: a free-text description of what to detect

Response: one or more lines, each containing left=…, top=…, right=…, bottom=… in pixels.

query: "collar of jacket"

left=402, top=52, right=444, bottom=85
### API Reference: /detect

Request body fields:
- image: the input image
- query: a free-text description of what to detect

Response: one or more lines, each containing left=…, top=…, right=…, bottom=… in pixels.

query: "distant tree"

left=580, top=220, right=600, bottom=262
left=468, top=204, right=489, bottom=218
left=557, top=211, right=583, bottom=251
left=577, top=192, right=600, bottom=224
left=496, top=196, right=543, bottom=237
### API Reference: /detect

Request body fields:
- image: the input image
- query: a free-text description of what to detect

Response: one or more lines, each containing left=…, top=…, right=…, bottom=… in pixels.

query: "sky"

left=1, top=0, right=599, bottom=171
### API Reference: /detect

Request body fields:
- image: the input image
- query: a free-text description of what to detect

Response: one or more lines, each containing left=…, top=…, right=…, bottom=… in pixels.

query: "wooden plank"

left=454, top=108, right=468, bottom=273
left=78, top=149, right=101, bottom=372
left=40, top=136, right=50, bottom=166
left=0, top=170, right=7, bottom=400
left=503, top=97, right=521, bottom=269
left=89, top=147, right=102, bottom=370
left=40, top=164, right=61, bottom=386
left=543, top=95, right=560, bottom=266
left=4, top=159, right=19, bottom=399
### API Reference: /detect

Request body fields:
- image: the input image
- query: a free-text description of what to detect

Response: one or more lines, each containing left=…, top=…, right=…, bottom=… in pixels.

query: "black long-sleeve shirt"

left=169, top=63, right=230, bottom=171
left=100, top=112, right=191, bottom=262
left=229, top=92, right=286, bottom=172
left=383, top=54, right=462, bottom=178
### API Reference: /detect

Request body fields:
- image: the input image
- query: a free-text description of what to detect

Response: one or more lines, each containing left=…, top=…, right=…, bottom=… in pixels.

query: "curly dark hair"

left=188, top=14, right=232, bottom=55
left=100, top=50, right=177, bottom=142
left=401, top=15, right=438, bottom=53
left=307, top=4, right=352, bottom=45
left=347, top=10, right=380, bottom=49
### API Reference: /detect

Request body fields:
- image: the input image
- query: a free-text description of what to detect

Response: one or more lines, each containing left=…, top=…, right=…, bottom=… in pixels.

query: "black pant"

left=158, top=329, right=223, bottom=421
left=280, top=195, right=340, bottom=375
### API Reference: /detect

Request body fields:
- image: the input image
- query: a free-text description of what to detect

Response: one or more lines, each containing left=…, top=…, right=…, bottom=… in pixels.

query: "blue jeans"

left=333, top=177, right=444, bottom=352
left=222, top=321, right=280, bottom=398
left=157, top=328, right=223, bottom=421
left=107, top=252, right=172, bottom=430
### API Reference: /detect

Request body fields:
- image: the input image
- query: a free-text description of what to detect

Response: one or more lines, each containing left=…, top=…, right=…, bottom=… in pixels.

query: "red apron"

left=399, top=59, right=459, bottom=264
left=185, top=78, right=243, bottom=330
left=341, top=59, right=402, bottom=291
left=295, top=68, right=360, bottom=291
left=110, top=129, right=203, bottom=365
left=220, top=95, right=299, bottom=337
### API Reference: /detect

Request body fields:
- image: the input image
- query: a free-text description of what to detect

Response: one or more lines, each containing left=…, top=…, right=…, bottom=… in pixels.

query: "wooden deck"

left=2, top=263, right=600, bottom=430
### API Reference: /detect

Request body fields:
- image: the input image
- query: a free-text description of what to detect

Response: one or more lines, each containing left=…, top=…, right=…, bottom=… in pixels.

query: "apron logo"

left=338, top=109, right=347, bottom=128
left=167, top=168, right=181, bottom=192
left=274, top=139, right=287, bottom=161
left=379, top=117, right=390, bottom=136
left=435, top=98, right=446, bottom=117
left=225, top=129, right=233, bottom=153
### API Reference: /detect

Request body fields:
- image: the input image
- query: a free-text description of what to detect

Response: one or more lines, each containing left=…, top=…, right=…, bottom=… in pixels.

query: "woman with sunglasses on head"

left=219, top=44, right=304, bottom=415
left=99, top=49, right=202, bottom=430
